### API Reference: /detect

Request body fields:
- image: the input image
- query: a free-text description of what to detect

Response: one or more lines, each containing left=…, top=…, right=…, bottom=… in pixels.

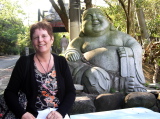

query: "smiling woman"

left=32, top=28, right=53, bottom=55
left=4, top=20, right=76, bottom=119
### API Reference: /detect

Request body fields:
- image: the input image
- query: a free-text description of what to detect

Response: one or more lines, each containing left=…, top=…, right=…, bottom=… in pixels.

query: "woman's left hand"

left=46, top=111, right=63, bottom=119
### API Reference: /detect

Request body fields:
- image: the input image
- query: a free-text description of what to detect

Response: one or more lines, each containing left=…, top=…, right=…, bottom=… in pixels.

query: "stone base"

left=70, top=92, right=160, bottom=115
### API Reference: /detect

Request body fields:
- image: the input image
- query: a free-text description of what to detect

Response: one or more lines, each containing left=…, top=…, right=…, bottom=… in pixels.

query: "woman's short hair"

left=30, top=20, right=53, bottom=40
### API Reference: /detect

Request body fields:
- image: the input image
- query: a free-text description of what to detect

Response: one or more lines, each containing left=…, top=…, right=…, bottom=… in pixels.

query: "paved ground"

left=0, top=68, right=13, bottom=94
left=0, top=55, right=19, bottom=94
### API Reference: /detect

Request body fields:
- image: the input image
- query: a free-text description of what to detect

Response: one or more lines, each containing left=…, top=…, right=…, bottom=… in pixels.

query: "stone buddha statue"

left=65, top=8, right=146, bottom=94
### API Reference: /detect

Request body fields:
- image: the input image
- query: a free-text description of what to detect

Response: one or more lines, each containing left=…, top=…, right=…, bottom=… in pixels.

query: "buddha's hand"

left=65, top=49, right=81, bottom=62
left=118, top=47, right=133, bottom=57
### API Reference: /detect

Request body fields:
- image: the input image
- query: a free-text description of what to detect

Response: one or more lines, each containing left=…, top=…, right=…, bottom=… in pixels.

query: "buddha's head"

left=80, top=8, right=111, bottom=37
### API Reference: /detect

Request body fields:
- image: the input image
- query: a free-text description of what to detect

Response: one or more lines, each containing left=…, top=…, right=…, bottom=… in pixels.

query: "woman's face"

left=32, top=28, right=53, bottom=54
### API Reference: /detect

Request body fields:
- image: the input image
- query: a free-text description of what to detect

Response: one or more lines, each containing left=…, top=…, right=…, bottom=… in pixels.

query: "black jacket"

left=4, top=53, right=76, bottom=118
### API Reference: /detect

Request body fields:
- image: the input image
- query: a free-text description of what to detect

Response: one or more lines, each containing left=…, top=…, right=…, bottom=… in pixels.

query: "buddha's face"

left=81, top=8, right=110, bottom=37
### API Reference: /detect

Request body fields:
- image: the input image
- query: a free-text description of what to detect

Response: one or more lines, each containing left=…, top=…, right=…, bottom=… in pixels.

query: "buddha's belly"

left=83, top=46, right=119, bottom=72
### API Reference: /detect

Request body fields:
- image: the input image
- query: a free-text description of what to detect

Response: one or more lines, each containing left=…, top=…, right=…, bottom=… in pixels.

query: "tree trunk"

left=153, top=62, right=159, bottom=83
left=84, top=0, right=92, bottom=9
left=69, top=0, right=81, bottom=41
left=118, top=0, right=130, bottom=34
left=130, top=0, right=136, bottom=37
left=136, top=8, right=149, bottom=39
left=136, top=5, right=150, bottom=48
left=49, top=0, right=69, bottom=31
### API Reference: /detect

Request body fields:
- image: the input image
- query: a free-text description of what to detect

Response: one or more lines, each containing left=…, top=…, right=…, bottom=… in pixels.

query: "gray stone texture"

left=69, top=92, right=160, bottom=115
left=65, top=8, right=147, bottom=94
left=94, top=92, right=125, bottom=112
left=124, top=92, right=156, bottom=108
left=70, top=96, right=96, bottom=115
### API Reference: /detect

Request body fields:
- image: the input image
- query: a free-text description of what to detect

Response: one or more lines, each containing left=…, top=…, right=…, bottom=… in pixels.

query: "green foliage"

left=144, top=82, right=149, bottom=87
left=141, top=0, right=160, bottom=37
left=0, top=0, right=26, bottom=55
left=100, top=3, right=126, bottom=32
left=52, top=32, right=69, bottom=54
left=110, top=88, right=116, bottom=93
left=101, top=0, right=160, bottom=37
left=17, top=26, right=31, bottom=55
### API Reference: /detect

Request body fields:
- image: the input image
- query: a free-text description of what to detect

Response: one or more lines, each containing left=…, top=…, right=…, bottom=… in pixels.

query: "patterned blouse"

left=34, top=63, right=60, bottom=110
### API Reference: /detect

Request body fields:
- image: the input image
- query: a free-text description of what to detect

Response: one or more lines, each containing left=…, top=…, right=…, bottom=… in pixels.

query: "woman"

left=4, top=20, right=76, bottom=119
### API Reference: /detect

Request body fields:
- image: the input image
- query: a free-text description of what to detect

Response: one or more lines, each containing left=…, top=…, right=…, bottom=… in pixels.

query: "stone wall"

left=70, top=91, right=160, bottom=115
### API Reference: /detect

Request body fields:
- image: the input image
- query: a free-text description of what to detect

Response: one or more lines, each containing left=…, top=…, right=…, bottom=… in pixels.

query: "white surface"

left=70, top=107, right=160, bottom=119
left=37, top=108, right=69, bottom=119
